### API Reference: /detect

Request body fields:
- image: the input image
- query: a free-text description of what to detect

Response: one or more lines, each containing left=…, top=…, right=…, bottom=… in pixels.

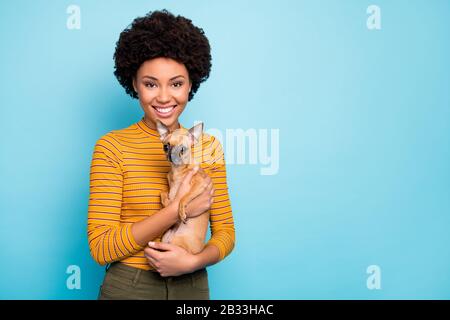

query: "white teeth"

left=155, top=106, right=175, bottom=114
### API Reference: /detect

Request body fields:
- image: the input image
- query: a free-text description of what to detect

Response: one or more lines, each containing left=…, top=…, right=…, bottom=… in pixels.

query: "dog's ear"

left=188, top=122, right=203, bottom=144
left=156, top=120, right=169, bottom=141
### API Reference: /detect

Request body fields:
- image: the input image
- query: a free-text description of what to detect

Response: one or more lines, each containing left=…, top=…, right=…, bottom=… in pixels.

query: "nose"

left=157, top=86, right=171, bottom=104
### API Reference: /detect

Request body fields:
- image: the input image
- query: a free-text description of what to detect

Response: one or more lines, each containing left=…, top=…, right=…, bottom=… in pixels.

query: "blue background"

left=0, top=0, right=449, bottom=299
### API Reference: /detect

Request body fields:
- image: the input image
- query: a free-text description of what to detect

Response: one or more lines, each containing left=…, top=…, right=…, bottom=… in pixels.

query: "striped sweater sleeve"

left=87, top=133, right=143, bottom=265
left=206, top=136, right=236, bottom=261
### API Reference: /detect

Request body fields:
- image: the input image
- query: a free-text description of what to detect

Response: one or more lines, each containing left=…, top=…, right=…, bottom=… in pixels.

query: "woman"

left=87, top=9, right=235, bottom=300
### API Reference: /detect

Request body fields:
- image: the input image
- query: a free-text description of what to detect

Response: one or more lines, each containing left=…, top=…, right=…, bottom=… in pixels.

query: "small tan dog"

left=156, top=119, right=210, bottom=254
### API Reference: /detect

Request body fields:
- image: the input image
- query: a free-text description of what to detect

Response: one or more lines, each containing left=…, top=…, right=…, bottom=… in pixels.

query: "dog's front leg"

left=160, top=191, right=170, bottom=207
left=178, top=182, right=208, bottom=223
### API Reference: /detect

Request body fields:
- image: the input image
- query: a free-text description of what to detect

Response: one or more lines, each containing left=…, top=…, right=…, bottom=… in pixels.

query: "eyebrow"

left=142, top=75, right=185, bottom=81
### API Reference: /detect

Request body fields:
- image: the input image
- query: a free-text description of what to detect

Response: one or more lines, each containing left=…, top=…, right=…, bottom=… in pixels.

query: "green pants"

left=97, top=262, right=210, bottom=300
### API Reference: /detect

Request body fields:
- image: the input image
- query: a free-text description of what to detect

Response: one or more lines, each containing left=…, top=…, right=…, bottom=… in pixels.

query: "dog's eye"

left=180, top=146, right=185, bottom=155
left=163, top=144, right=169, bottom=152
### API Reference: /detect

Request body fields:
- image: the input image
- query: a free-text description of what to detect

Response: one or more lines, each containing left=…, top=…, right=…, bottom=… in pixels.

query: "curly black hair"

left=113, top=9, right=212, bottom=101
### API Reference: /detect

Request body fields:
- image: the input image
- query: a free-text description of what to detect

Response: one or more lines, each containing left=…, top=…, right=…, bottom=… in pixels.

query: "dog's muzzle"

left=167, top=145, right=184, bottom=164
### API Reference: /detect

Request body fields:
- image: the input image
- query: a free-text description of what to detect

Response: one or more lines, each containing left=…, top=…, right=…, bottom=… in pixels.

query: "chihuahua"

left=156, top=119, right=210, bottom=255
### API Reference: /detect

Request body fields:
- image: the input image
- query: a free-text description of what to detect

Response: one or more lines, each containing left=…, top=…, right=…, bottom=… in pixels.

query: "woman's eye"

left=145, top=83, right=157, bottom=88
left=172, top=82, right=183, bottom=88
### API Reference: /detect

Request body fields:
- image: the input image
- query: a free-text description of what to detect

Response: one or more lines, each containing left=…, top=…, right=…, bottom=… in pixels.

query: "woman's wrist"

left=187, top=252, right=201, bottom=273
left=164, top=199, right=180, bottom=224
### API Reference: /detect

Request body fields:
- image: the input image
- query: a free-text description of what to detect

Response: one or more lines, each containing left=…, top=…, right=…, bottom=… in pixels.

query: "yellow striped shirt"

left=87, top=117, right=235, bottom=270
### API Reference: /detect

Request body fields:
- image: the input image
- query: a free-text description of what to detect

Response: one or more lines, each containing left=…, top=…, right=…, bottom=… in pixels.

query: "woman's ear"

left=133, top=77, right=138, bottom=93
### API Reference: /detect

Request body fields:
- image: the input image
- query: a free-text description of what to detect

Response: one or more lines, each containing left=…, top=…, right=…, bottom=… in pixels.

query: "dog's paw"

left=178, top=202, right=188, bottom=224
left=160, top=191, right=169, bottom=207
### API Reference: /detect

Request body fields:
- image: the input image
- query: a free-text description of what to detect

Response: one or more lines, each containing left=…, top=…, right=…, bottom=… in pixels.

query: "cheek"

left=138, top=90, right=157, bottom=104
left=173, top=89, right=190, bottom=103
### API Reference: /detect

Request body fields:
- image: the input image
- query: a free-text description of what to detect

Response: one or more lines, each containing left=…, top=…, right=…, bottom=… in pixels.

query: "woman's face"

left=133, top=57, right=192, bottom=131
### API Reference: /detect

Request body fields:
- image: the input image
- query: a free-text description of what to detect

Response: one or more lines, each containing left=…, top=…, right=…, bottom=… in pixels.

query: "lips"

left=152, top=105, right=177, bottom=118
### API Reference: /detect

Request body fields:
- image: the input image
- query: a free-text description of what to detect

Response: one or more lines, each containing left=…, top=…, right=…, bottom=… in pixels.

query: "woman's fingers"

left=147, top=259, right=157, bottom=269
left=145, top=255, right=157, bottom=268
left=177, top=169, right=214, bottom=218
left=185, top=186, right=214, bottom=218
left=144, top=247, right=160, bottom=266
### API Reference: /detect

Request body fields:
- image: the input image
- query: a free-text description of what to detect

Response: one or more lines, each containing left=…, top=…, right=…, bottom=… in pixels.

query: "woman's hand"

left=173, top=166, right=214, bottom=219
left=185, top=175, right=214, bottom=218
left=144, top=241, right=199, bottom=277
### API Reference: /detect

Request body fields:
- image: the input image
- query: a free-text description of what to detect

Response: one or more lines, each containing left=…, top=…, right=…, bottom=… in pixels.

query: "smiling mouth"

left=152, top=105, right=177, bottom=117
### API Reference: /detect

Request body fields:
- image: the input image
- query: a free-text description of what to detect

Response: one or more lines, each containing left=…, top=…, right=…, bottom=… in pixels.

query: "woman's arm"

left=203, top=136, right=236, bottom=262
left=145, top=241, right=221, bottom=276
left=130, top=201, right=178, bottom=247
left=191, top=244, right=221, bottom=270
left=88, top=134, right=143, bottom=265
